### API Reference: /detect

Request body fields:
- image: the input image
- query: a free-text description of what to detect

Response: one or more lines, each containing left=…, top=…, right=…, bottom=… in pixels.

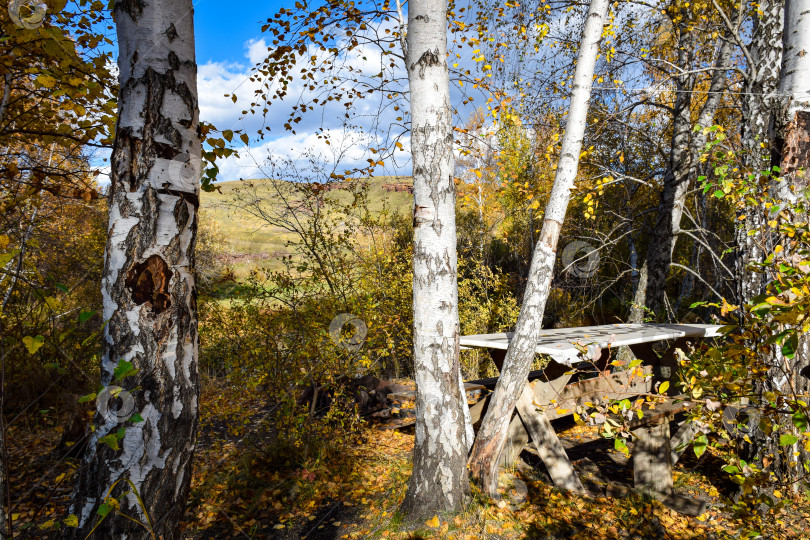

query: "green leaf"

left=694, top=433, right=708, bottom=458
left=98, top=434, right=120, bottom=451
left=78, top=310, right=96, bottom=323
left=779, top=433, right=798, bottom=446
left=0, top=249, right=19, bottom=267
left=713, top=190, right=725, bottom=198
left=113, top=359, right=138, bottom=381
left=78, top=393, right=97, bottom=404
left=130, top=413, right=144, bottom=423
left=614, top=437, right=628, bottom=454
left=55, top=283, right=69, bottom=294
left=97, top=503, right=112, bottom=518
left=722, top=465, right=739, bottom=474
left=792, top=409, right=808, bottom=431
left=23, top=335, right=46, bottom=355
left=782, top=334, right=799, bottom=358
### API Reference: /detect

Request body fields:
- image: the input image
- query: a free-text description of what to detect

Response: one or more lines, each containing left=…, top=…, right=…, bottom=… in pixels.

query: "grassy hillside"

left=200, top=176, right=413, bottom=277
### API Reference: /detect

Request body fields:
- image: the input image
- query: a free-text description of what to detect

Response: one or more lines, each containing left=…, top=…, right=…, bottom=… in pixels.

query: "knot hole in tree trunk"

left=126, top=254, right=173, bottom=314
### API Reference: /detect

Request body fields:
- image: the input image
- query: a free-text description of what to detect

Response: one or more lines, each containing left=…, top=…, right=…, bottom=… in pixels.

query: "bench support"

left=632, top=419, right=673, bottom=494
left=516, top=385, right=585, bottom=494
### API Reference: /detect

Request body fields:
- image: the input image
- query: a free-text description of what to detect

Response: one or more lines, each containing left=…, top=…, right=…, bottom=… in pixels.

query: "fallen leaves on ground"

left=4, top=382, right=810, bottom=539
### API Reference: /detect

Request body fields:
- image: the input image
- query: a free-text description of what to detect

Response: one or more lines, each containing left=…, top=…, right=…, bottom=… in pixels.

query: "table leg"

left=516, top=385, right=585, bottom=493
left=632, top=418, right=673, bottom=495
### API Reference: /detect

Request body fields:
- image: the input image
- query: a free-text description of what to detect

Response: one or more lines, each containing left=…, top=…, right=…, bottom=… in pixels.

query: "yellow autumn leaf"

left=659, top=381, right=670, bottom=394
left=37, top=74, right=57, bottom=88
left=426, top=515, right=441, bottom=528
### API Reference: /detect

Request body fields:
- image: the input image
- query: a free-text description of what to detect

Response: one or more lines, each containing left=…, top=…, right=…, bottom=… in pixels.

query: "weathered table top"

left=459, top=323, right=723, bottom=366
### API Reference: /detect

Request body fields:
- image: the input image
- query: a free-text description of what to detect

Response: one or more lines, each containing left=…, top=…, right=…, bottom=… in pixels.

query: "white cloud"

left=197, top=29, right=413, bottom=182
left=246, top=38, right=269, bottom=66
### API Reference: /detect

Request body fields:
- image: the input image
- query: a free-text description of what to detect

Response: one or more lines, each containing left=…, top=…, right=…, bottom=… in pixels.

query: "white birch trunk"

left=467, top=0, right=610, bottom=495
left=737, top=0, right=784, bottom=306
left=400, top=0, right=470, bottom=517
left=760, top=0, right=810, bottom=492
left=65, top=1, right=201, bottom=537
left=778, top=0, right=810, bottom=132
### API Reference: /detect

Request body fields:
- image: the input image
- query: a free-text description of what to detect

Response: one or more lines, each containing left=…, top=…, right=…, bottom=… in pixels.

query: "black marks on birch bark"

left=165, top=23, right=178, bottom=42
left=116, top=67, right=197, bottom=192
left=126, top=255, right=173, bottom=314
left=116, top=0, right=146, bottom=20
left=168, top=51, right=180, bottom=71
left=412, top=49, right=441, bottom=78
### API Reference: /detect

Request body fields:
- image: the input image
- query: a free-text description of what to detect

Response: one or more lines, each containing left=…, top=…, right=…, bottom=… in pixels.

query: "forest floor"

left=5, top=380, right=810, bottom=539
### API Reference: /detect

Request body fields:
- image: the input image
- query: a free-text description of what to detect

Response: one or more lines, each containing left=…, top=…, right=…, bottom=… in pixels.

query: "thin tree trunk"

left=65, top=1, right=201, bottom=537
left=629, top=260, right=649, bottom=324
left=737, top=0, right=784, bottom=307
left=467, top=0, right=610, bottom=496
left=644, top=16, right=735, bottom=319
left=400, top=0, right=470, bottom=517
left=0, top=376, right=6, bottom=540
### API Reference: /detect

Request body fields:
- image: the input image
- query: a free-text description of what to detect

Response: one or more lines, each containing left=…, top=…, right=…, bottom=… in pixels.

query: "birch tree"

left=642, top=22, right=735, bottom=319
left=467, top=0, right=610, bottom=495
left=736, top=0, right=785, bottom=307
left=65, top=1, right=201, bottom=537
left=760, top=0, right=810, bottom=490
left=400, top=0, right=471, bottom=517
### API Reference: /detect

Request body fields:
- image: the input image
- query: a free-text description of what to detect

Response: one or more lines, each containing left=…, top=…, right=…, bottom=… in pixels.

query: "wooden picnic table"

left=460, top=322, right=723, bottom=369
left=460, top=322, right=722, bottom=514
left=388, top=322, right=722, bottom=512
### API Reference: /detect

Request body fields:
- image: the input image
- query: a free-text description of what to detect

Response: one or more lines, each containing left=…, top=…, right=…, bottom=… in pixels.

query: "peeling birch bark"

left=400, top=0, right=470, bottom=517
left=467, top=0, right=610, bottom=496
left=65, top=1, right=201, bottom=538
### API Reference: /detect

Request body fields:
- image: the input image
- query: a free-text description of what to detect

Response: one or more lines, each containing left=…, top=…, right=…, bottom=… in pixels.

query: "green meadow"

left=200, top=176, right=414, bottom=278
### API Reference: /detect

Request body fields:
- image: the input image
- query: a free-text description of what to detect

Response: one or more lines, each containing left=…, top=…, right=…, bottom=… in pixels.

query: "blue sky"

left=189, top=0, right=413, bottom=182
left=193, top=0, right=280, bottom=66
